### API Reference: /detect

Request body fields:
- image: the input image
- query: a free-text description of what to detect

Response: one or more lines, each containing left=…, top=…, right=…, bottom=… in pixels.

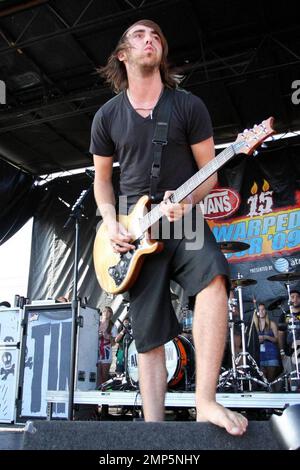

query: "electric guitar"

left=93, top=118, right=275, bottom=294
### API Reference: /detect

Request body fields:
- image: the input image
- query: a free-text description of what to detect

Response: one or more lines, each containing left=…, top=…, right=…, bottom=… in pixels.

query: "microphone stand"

left=63, top=180, right=93, bottom=420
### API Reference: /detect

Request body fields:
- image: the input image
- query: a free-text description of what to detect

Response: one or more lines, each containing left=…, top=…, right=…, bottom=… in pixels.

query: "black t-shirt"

left=278, top=311, right=300, bottom=354
left=90, top=87, right=213, bottom=206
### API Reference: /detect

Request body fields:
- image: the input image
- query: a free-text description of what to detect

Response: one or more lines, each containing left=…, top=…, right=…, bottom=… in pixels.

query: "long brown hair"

left=253, top=303, right=271, bottom=332
left=98, top=19, right=178, bottom=93
left=101, top=306, right=114, bottom=334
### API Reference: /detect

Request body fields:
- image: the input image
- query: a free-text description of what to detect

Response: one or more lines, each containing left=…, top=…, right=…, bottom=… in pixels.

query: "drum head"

left=164, top=339, right=179, bottom=382
left=127, top=339, right=180, bottom=385
left=127, top=340, right=139, bottom=384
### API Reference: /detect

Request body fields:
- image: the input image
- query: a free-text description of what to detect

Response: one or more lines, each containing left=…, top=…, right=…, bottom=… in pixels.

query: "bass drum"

left=127, top=335, right=195, bottom=390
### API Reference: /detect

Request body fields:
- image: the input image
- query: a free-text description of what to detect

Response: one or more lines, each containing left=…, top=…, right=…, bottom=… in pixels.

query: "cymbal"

left=268, top=297, right=285, bottom=311
left=218, top=241, right=250, bottom=253
left=231, top=278, right=257, bottom=287
left=267, top=272, right=300, bottom=282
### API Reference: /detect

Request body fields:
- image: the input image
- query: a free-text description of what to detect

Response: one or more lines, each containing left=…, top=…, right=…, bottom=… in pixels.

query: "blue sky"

left=0, top=219, right=32, bottom=306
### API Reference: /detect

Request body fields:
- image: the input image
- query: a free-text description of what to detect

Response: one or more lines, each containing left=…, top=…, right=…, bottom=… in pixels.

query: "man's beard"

left=139, top=62, right=160, bottom=76
left=127, top=49, right=161, bottom=75
left=291, top=300, right=300, bottom=310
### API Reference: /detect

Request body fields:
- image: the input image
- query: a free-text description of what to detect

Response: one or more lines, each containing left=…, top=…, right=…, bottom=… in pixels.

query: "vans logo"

left=201, top=188, right=241, bottom=220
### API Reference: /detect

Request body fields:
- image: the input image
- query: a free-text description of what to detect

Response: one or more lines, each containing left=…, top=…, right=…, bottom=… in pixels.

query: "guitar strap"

left=149, top=88, right=175, bottom=203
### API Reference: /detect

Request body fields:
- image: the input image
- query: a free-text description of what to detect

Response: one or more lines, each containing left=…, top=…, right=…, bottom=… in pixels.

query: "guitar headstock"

left=234, top=117, right=275, bottom=155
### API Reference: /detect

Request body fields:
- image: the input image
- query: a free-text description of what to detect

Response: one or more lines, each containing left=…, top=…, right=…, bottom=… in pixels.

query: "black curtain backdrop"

left=27, top=174, right=103, bottom=308
left=218, top=137, right=300, bottom=213
left=0, top=159, right=41, bottom=245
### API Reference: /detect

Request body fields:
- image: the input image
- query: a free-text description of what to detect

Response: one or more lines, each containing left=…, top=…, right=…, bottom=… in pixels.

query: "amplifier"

left=17, top=303, right=99, bottom=420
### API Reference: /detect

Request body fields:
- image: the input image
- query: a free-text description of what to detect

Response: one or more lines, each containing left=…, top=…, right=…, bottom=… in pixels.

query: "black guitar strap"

left=149, top=88, right=175, bottom=203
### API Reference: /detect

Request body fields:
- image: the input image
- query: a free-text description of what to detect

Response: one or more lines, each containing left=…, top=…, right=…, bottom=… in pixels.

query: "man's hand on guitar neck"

left=107, top=220, right=136, bottom=254
left=160, top=190, right=193, bottom=222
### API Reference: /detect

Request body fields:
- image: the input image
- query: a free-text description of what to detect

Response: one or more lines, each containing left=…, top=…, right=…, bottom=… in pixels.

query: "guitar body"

left=93, top=195, right=163, bottom=294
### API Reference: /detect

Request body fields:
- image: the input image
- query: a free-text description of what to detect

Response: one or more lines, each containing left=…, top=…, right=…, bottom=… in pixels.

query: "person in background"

left=115, top=316, right=132, bottom=376
left=97, top=306, right=118, bottom=387
left=278, top=290, right=300, bottom=382
left=253, top=302, right=280, bottom=382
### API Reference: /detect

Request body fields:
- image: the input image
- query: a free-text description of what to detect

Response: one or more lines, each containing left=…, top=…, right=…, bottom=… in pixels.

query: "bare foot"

left=197, top=401, right=248, bottom=436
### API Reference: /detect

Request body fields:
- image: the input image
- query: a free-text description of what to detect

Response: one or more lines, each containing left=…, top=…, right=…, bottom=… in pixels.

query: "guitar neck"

left=140, top=141, right=243, bottom=233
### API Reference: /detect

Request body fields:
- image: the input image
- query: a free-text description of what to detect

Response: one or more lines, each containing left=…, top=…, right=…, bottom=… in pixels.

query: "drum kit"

left=267, top=272, right=300, bottom=391
left=100, top=241, right=300, bottom=394
left=218, top=273, right=270, bottom=392
left=218, top=247, right=300, bottom=392
left=216, top=242, right=268, bottom=391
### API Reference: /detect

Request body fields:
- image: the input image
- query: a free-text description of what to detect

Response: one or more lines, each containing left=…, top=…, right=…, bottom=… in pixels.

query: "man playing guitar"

left=90, top=19, right=248, bottom=435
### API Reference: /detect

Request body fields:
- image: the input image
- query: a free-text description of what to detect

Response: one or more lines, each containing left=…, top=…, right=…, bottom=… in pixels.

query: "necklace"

left=127, top=87, right=164, bottom=118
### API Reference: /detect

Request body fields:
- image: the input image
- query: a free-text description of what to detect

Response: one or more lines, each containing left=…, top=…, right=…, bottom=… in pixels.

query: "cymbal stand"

left=271, top=283, right=300, bottom=391
left=286, top=283, right=300, bottom=384
left=228, top=298, right=238, bottom=378
left=218, top=297, right=239, bottom=391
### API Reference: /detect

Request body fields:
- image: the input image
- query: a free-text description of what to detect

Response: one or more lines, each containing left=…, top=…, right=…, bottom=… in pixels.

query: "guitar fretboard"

left=139, top=141, right=245, bottom=234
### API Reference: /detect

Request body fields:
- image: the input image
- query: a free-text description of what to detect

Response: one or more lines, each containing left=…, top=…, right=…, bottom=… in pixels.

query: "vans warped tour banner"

left=203, top=139, right=300, bottom=308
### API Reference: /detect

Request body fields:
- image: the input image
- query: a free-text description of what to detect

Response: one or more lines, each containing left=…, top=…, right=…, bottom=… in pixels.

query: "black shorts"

left=128, top=210, right=230, bottom=353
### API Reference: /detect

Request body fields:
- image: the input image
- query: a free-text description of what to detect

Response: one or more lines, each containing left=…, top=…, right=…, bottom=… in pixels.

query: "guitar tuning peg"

left=253, top=150, right=259, bottom=156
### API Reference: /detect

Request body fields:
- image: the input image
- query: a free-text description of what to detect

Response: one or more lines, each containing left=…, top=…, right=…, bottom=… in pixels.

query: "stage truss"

left=46, top=390, right=300, bottom=417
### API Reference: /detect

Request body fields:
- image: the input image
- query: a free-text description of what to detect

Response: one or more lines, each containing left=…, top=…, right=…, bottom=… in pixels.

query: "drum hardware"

left=268, top=274, right=300, bottom=390
left=246, top=296, right=256, bottom=351
left=267, top=272, right=300, bottom=282
left=218, top=273, right=270, bottom=392
left=268, top=297, right=286, bottom=311
left=231, top=277, right=257, bottom=288
left=223, top=297, right=238, bottom=388
left=181, top=305, right=193, bottom=333
left=167, top=336, right=195, bottom=390
left=217, top=241, right=250, bottom=254
left=117, top=318, right=134, bottom=389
